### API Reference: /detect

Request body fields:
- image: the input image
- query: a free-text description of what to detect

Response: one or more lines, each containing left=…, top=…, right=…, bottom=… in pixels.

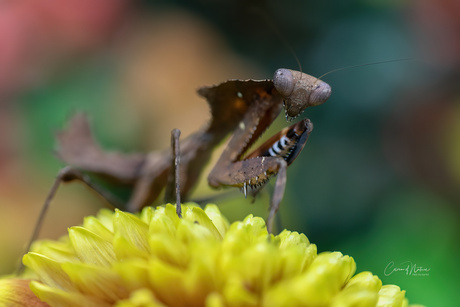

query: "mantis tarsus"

left=21, top=68, right=331, bottom=269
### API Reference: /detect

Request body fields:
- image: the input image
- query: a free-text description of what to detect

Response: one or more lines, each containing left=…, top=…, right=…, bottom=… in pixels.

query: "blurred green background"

left=1, top=0, right=459, bottom=305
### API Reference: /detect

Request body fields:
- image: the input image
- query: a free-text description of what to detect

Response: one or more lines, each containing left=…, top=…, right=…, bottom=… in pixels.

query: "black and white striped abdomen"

left=245, top=119, right=313, bottom=166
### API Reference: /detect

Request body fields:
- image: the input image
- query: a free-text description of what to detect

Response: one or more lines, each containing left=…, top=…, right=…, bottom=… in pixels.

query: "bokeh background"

left=1, top=0, right=459, bottom=305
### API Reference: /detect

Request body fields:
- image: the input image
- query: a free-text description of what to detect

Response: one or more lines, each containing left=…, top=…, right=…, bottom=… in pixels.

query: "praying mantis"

left=25, top=68, right=331, bottom=261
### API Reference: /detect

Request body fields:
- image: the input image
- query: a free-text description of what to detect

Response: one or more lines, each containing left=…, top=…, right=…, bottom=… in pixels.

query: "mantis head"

left=273, top=68, right=331, bottom=121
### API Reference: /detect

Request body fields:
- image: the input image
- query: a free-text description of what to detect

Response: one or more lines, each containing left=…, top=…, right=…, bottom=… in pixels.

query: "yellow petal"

left=112, top=259, right=150, bottom=291
left=345, top=272, right=382, bottom=292
left=221, top=242, right=279, bottom=295
left=278, top=229, right=310, bottom=247
left=221, top=215, right=268, bottom=257
left=264, top=252, right=356, bottom=306
left=183, top=243, right=219, bottom=302
left=377, top=285, right=406, bottom=307
left=235, top=215, right=268, bottom=238
left=205, top=292, right=225, bottom=307
left=23, top=253, right=74, bottom=291
left=0, top=278, right=48, bottom=307
left=221, top=276, right=258, bottom=307
left=203, top=205, right=230, bottom=237
left=148, top=251, right=217, bottom=306
left=331, top=288, right=379, bottom=307
left=94, top=208, right=116, bottom=232
left=163, top=204, right=182, bottom=225
left=148, top=206, right=178, bottom=237
left=278, top=242, right=317, bottom=279
left=113, top=210, right=150, bottom=254
left=114, top=234, right=151, bottom=260
left=138, top=206, right=155, bottom=224
left=115, top=288, right=166, bottom=307
left=183, top=206, right=223, bottom=240
left=332, top=272, right=382, bottom=307
left=149, top=234, right=189, bottom=268
left=277, top=230, right=317, bottom=277
left=175, top=218, right=218, bottom=245
left=61, top=262, right=129, bottom=301
left=30, top=239, right=77, bottom=264
left=83, top=216, right=114, bottom=242
left=112, top=210, right=151, bottom=260
left=30, top=281, right=111, bottom=307
left=68, top=226, right=117, bottom=266
left=147, top=259, right=187, bottom=306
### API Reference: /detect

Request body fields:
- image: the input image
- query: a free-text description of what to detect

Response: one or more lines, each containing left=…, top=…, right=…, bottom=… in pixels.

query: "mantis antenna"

left=317, top=58, right=414, bottom=80
left=248, top=6, right=303, bottom=74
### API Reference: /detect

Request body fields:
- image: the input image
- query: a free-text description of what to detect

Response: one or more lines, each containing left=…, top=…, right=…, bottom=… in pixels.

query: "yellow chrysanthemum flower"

left=3, top=204, right=423, bottom=306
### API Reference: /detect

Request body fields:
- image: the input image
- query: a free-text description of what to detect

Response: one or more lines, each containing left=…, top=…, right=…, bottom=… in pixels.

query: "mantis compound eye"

left=273, top=68, right=295, bottom=97
left=310, top=80, right=332, bottom=106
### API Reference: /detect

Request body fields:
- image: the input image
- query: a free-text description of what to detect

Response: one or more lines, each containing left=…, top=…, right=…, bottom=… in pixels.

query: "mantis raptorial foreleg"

left=208, top=117, right=314, bottom=233
left=209, top=155, right=288, bottom=233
